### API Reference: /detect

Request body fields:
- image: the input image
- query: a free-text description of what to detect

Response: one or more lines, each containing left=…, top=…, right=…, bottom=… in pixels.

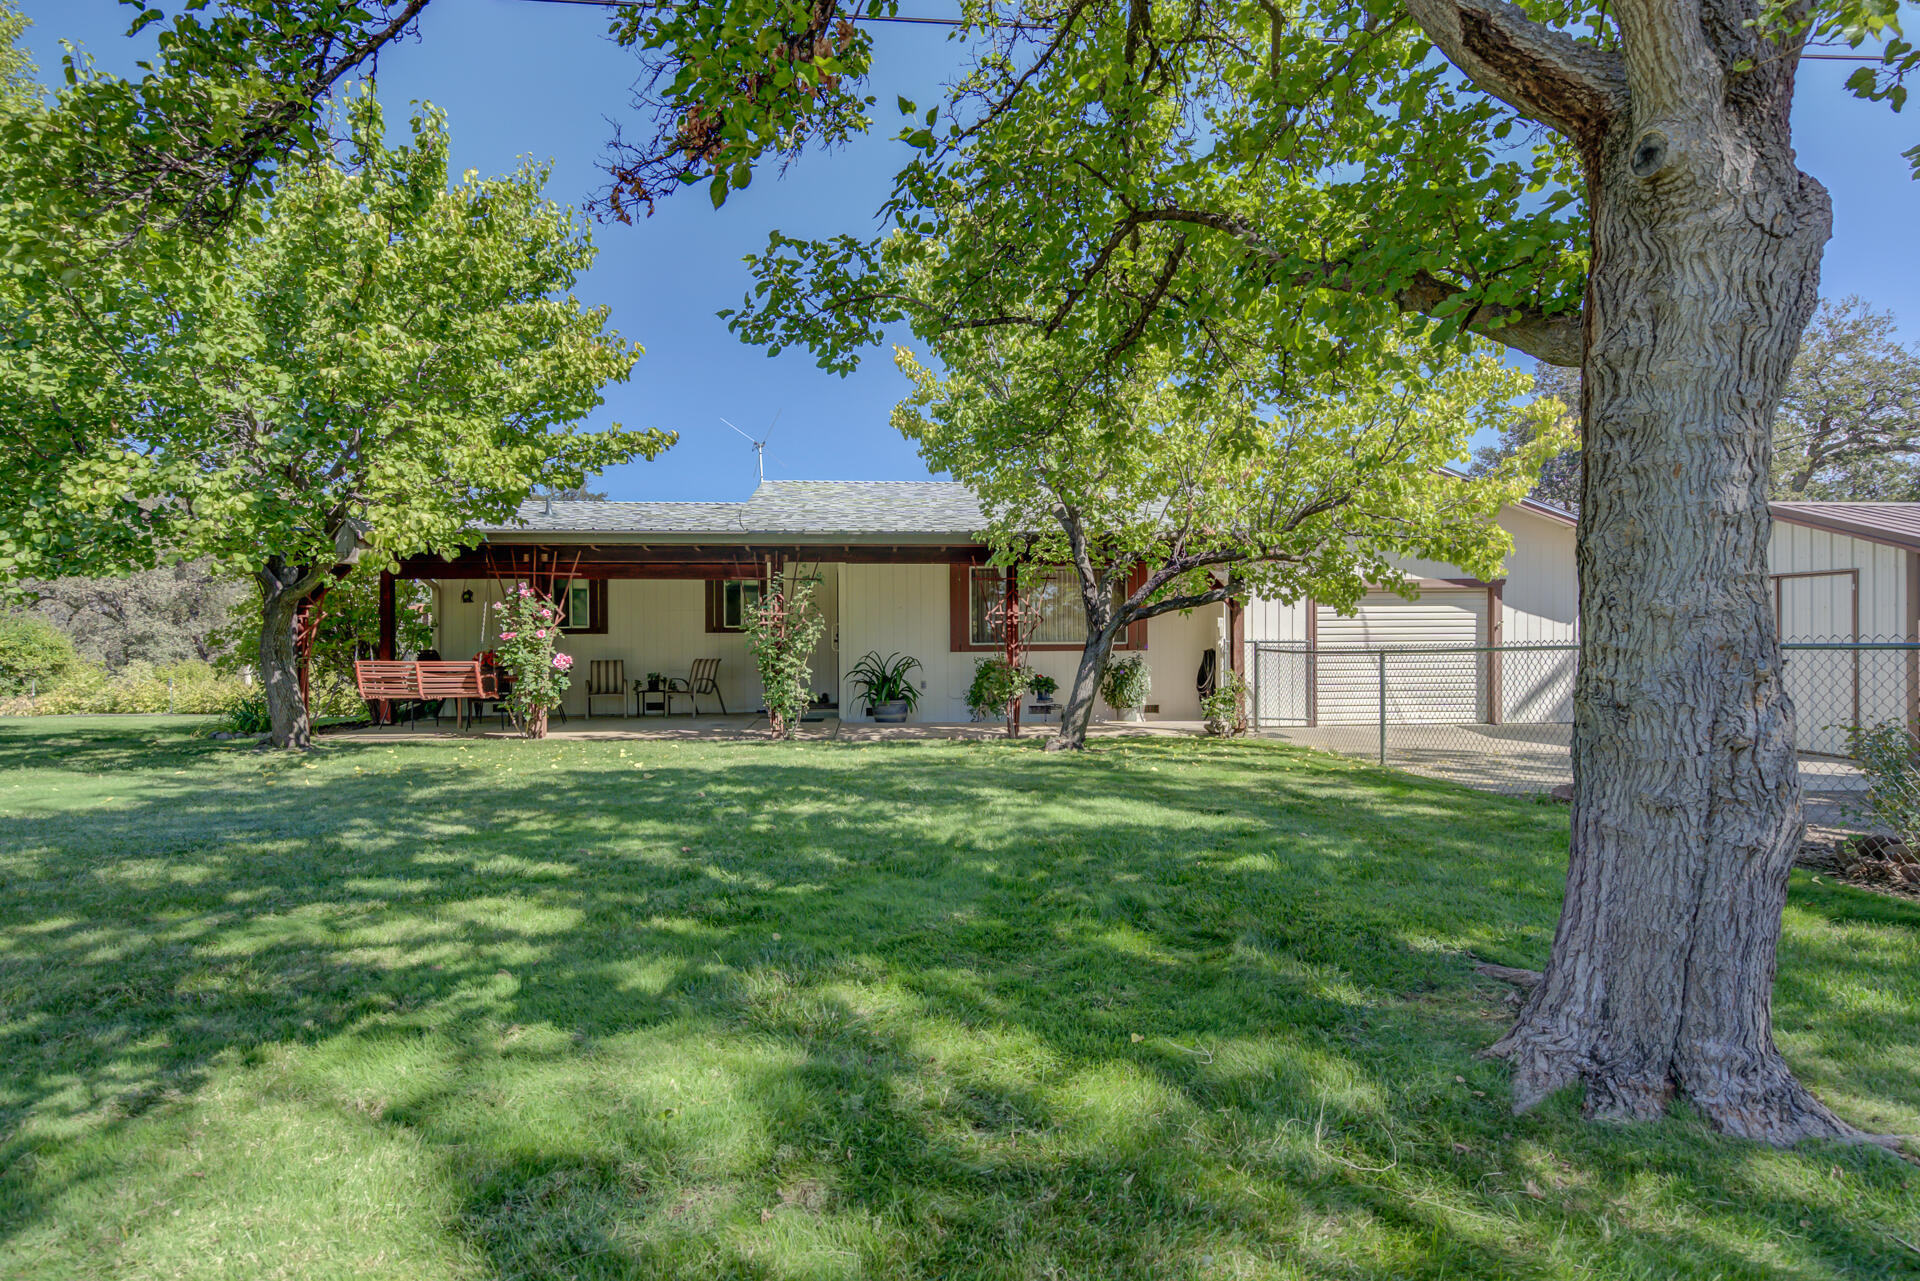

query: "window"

left=558, top=579, right=606, bottom=634
left=968, top=567, right=1083, bottom=646
left=705, top=578, right=762, bottom=633
left=955, top=566, right=1144, bottom=651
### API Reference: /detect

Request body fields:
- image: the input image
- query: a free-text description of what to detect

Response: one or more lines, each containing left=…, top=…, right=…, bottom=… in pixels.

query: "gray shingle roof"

left=483, top=481, right=985, bottom=538
left=742, top=481, right=984, bottom=533
left=497, top=500, right=754, bottom=534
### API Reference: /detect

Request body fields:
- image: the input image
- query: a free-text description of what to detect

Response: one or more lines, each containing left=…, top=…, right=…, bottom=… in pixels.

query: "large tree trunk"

left=1049, top=622, right=1121, bottom=752
left=1485, top=69, right=1866, bottom=1143
left=256, top=561, right=328, bottom=751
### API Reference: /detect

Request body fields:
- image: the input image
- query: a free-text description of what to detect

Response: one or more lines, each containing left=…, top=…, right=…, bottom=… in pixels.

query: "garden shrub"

left=0, top=659, right=248, bottom=715
left=966, top=656, right=1031, bottom=725
left=1843, top=720, right=1920, bottom=842
left=744, top=578, right=825, bottom=739
left=0, top=613, right=78, bottom=696
left=492, top=581, right=573, bottom=738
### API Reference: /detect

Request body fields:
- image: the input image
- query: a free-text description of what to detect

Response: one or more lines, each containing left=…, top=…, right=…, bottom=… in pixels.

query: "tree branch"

left=1403, top=0, right=1626, bottom=144
left=1123, top=207, right=1584, bottom=366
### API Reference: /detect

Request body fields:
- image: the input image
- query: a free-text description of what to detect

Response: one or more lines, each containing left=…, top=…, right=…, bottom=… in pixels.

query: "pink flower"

left=499, top=631, right=517, bottom=640
left=534, top=628, right=547, bottom=639
left=553, top=653, right=573, bottom=670
left=491, top=601, right=503, bottom=611
left=539, top=608, right=552, bottom=620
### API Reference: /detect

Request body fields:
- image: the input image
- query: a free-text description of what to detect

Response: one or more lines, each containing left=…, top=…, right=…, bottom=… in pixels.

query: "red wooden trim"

left=560, top=578, right=609, bottom=635
left=378, top=571, right=396, bottom=662
left=398, top=542, right=995, bottom=578
left=949, top=564, right=969, bottom=653
left=1124, top=564, right=1149, bottom=650
left=704, top=575, right=759, bottom=633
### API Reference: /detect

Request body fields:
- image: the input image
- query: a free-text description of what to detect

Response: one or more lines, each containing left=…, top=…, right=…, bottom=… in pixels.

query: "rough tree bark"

left=1407, top=0, right=1882, bottom=1143
left=256, top=559, right=332, bottom=751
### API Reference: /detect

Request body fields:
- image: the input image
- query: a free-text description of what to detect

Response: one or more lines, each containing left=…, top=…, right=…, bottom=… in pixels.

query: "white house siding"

left=1768, top=519, right=1916, bottom=754
left=1142, top=604, right=1223, bottom=720
left=834, top=563, right=1218, bottom=723
left=837, top=563, right=962, bottom=721
left=1767, top=521, right=1909, bottom=641
left=433, top=576, right=760, bottom=717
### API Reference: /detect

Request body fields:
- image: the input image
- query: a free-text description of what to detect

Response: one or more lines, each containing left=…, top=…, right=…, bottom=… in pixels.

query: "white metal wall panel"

left=1768, top=522, right=1914, bottom=753
left=1314, top=591, right=1487, bottom=724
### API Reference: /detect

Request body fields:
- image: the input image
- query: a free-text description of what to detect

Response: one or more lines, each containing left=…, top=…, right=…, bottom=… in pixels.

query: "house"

left=399, top=481, right=1219, bottom=722
left=390, top=483, right=1915, bottom=734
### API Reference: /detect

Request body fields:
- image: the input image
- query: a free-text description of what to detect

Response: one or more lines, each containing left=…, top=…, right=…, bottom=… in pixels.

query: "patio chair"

left=585, top=660, right=628, bottom=717
left=665, top=657, right=725, bottom=716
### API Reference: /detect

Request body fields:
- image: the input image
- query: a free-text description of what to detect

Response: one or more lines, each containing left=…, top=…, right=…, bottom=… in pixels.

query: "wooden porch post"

left=378, top=571, right=397, bottom=660
left=1004, top=567, right=1022, bottom=737
left=293, top=585, right=329, bottom=715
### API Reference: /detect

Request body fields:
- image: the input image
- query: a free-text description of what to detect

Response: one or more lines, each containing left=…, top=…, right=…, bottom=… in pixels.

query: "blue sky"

left=19, top=1, right=1918, bottom=502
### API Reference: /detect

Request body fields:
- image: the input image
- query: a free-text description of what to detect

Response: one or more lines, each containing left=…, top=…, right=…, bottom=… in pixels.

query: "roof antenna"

left=721, top=411, right=781, bottom=485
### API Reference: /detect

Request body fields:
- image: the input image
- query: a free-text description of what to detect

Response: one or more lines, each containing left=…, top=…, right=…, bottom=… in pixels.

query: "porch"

left=387, top=538, right=1234, bottom=725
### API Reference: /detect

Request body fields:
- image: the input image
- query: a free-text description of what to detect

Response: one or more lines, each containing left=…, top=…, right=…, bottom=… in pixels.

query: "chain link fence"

left=1249, top=639, right=1920, bottom=830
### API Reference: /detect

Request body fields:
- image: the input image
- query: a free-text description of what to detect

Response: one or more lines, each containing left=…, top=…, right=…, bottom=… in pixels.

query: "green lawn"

left=1, top=717, right=1915, bottom=1280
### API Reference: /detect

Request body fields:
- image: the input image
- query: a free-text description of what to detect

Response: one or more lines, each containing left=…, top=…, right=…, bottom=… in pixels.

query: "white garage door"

left=1314, top=590, right=1488, bottom=724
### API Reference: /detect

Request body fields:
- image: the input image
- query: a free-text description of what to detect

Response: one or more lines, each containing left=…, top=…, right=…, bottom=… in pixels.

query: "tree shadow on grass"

left=1, top=723, right=1915, bottom=1277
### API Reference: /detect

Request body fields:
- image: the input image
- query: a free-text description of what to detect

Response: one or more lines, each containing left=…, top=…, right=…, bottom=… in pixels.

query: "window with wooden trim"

left=951, top=565, right=1147, bottom=652
left=704, top=578, right=762, bottom=633
left=968, top=567, right=1083, bottom=645
left=558, top=579, right=606, bottom=634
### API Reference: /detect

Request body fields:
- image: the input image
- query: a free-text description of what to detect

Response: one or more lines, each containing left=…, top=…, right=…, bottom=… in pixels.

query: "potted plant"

left=849, top=651, right=922, bottom=723
left=1028, top=672, right=1058, bottom=711
left=966, top=656, right=1033, bottom=735
left=1201, top=670, right=1246, bottom=737
left=1100, top=653, right=1151, bottom=723
left=645, top=672, right=663, bottom=691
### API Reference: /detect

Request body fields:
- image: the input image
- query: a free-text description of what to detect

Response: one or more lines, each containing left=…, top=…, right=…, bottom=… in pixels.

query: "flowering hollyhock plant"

left=492, top=581, right=573, bottom=738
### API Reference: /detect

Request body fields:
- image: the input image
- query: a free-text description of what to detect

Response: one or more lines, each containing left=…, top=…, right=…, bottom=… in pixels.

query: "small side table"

left=633, top=682, right=669, bottom=717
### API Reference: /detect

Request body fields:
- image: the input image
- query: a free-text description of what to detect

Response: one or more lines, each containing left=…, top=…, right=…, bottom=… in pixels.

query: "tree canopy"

left=610, top=0, right=1919, bottom=1144
left=610, top=1, right=1909, bottom=382
left=894, top=325, right=1567, bottom=745
left=0, top=78, right=670, bottom=746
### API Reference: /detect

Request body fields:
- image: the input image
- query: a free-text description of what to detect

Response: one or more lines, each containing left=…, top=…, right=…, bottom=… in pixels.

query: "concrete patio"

left=322, top=712, right=1212, bottom=744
